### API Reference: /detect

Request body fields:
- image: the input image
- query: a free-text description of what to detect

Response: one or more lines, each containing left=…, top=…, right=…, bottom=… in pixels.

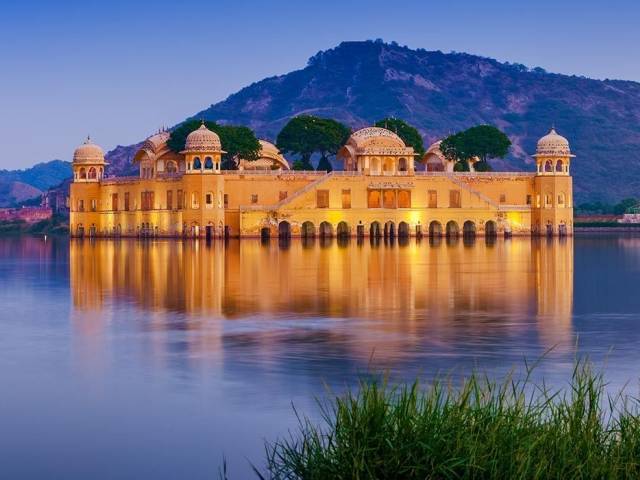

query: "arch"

left=166, top=160, right=178, bottom=173
left=337, top=221, right=349, bottom=237
left=544, top=160, right=553, bottom=172
left=370, top=221, right=382, bottom=238
left=559, top=221, right=568, bottom=236
left=278, top=221, right=291, bottom=238
left=260, top=227, right=271, bottom=240
left=398, top=221, right=410, bottom=237
left=463, top=221, right=476, bottom=237
left=398, top=157, right=408, bottom=172
left=193, top=157, right=202, bottom=170
left=88, top=167, right=97, bottom=179
left=485, top=220, right=497, bottom=237
left=204, top=156, right=214, bottom=170
left=429, top=221, right=442, bottom=237
left=558, top=192, right=566, bottom=207
left=79, top=167, right=86, bottom=179
left=384, top=221, right=395, bottom=238
left=319, top=221, right=333, bottom=238
left=556, top=159, right=564, bottom=172
left=370, top=157, right=381, bottom=175
left=301, top=221, right=315, bottom=238
left=446, top=221, right=459, bottom=237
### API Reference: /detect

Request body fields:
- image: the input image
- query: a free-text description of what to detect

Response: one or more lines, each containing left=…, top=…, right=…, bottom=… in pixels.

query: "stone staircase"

left=445, top=174, right=500, bottom=209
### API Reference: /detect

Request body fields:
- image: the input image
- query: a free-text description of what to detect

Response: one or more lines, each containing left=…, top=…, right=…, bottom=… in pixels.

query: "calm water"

left=1, top=235, right=640, bottom=478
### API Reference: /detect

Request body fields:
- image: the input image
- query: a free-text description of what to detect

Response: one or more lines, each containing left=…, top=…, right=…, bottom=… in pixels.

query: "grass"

left=254, top=360, right=640, bottom=479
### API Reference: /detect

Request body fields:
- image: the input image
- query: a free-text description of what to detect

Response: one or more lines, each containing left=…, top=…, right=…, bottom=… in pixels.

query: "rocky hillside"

left=0, top=160, right=72, bottom=207
left=187, top=40, right=640, bottom=202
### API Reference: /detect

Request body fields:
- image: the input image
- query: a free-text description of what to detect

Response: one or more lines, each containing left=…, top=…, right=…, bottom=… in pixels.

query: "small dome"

left=536, top=128, right=572, bottom=156
left=182, top=123, right=222, bottom=153
left=73, top=136, right=105, bottom=164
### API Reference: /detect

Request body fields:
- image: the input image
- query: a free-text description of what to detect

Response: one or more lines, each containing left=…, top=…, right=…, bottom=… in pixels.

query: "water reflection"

left=68, top=236, right=574, bottom=362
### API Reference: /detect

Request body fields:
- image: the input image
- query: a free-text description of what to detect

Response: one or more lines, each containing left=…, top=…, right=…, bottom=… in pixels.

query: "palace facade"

left=69, top=124, right=574, bottom=238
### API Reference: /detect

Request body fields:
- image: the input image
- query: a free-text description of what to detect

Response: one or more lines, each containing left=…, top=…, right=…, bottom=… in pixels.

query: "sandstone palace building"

left=69, top=124, right=574, bottom=239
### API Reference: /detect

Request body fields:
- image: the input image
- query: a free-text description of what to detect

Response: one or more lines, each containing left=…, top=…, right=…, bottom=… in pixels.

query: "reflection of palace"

left=69, top=238, right=574, bottom=350
left=69, top=125, right=574, bottom=239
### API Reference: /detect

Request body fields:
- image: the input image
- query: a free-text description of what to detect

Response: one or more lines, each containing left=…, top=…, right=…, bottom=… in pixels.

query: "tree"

left=374, top=118, right=425, bottom=156
left=439, top=125, right=511, bottom=171
left=168, top=119, right=261, bottom=170
left=276, top=115, right=350, bottom=171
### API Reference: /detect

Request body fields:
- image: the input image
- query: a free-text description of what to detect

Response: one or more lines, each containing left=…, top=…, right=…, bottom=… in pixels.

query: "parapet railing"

left=222, top=170, right=325, bottom=176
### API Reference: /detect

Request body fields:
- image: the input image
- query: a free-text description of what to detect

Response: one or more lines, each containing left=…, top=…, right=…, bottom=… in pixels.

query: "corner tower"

left=180, top=123, right=226, bottom=238
left=72, top=136, right=106, bottom=182
left=532, top=128, right=574, bottom=236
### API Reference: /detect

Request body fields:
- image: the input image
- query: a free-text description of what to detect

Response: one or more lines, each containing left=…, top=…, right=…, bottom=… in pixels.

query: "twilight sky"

left=1, top=0, right=638, bottom=169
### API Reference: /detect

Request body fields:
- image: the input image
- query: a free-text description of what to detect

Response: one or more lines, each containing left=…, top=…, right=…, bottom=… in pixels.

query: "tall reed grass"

left=257, top=360, right=640, bottom=479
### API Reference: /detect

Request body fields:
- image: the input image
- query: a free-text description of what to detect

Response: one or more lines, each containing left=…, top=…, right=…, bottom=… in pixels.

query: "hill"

left=185, top=40, right=640, bottom=202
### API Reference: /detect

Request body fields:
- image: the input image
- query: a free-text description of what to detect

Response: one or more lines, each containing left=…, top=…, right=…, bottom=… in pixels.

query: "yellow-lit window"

left=428, top=190, right=437, bottom=208
left=398, top=190, right=411, bottom=208
left=342, top=189, right=351, bottom=209
left=383, top=190, right=396, bottom=209
left=166, top=190, right=173, bottom=210
left=192, top=192, right=200, bottom=209
left=124, top=192, right=130, bottom=211
left=449, top=190, right=461, bottom=208
left=177, top=190, right=183, bottom=209
left=112, top=193, right=118, bottom=212
left=368, top=190, right=381, bottom=208
left=78, top=199, right=84, bottom=212
left=317, top=190, right=329, bottom=208
left=90, top=199, right=97, bottom=212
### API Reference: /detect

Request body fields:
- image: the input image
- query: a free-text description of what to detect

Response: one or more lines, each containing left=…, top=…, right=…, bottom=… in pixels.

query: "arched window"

left=79, top=167, right=86, bottom=179
left=544, top=160, right=553, bottom=172
left=193, top=157, right=202, bottom=170
left=166, top=161, right=177, bottom=173
left=204, top=157, right=214, bottom=170
left=558, top=192, right=566, bottom=206
left=88, top=167, right=97, bottom=179
left=556, top=160, right=563, bottom=172
left=192, top=191, right=200, bottom=209
left=398, top=158, right=408, bottom=172
left=370, top=157, right=380, bottom=175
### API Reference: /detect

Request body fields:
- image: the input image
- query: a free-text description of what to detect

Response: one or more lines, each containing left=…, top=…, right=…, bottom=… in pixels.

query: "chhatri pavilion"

left=69, top=124, right=574, bottom=238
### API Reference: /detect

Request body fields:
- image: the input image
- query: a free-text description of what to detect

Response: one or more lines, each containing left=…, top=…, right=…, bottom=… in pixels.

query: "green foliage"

left=576, top=198, right=640, bottom=215
left=440, top=124, right=511, bottom=171
left=0, top=214, right=68, bottom=236
left=473, top=160, right=492, bottom=172
left=276, top=115, right=350, bottom=170
left=316, top=156, right=333, bottom=172
left=374, top=118, right=425, bottom=156
left=168, top=120, right=261, bottom=169
left=262, top=360, right=640, bottom=479
left=291, top=160, right=312, bottom=171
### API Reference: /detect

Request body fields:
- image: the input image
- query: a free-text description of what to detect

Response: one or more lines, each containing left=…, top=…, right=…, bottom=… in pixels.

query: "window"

left=193, top=157, right=202, bottom=169
left=428, top=190, right=437, bottom=208
left=166, top=161, right=177, bottom=173
left=500, top=194, right=506, bottom=203
left=558, top=193, right=566, bottom=207
left=192, top=192, right=200, bottom=209
left=167, top=190, right=173, bottom=210
left=526, top=195, right=532, bottom=205
left=204, top=157, right=214, bottom=170
left=368, top=190, right=381, bottom=208
left=206, top=192, right=213, bottom=208
left=78, top=199, right=84, bottom=212
left=90, top=199, right=97, bottom=212
left=536, top=195, right=541, bottom=208
left=342, top=189, right=351, bottom=209
left=383, top=190, right=396, bottom=209
left=177, top=190, right=183, bottom=209
left=224, top=194, right=229, bottom=208
left=449, top=190, right=461, bottom=208
left=279, top=191, right=288, bottom=201
left=141, top=191, right=154, bottom=211
left=124, top=192, right=130, bottom=211
left=111, top=193, right=118, bottom=212
left=251, top=194, right=258, bottom=204
left=316, top=190, right=329, bottom=208
left=398, top=190, right=411, bottom=208
left=545, top=194, right=553, bottom=208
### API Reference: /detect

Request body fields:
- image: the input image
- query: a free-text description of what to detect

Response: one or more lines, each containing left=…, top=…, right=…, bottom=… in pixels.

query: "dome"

left=182, top=123, right=222, bottom=153
left=73, top=136, right=105, bottom=164
left=535, top=128, right=572, bottom=157
left=348, top=127, right=406, bottom=149
left=238, top=140, right=290, bottom=170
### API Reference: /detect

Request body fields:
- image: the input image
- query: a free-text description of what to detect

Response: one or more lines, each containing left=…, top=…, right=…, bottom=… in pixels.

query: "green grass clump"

left=260, top=361, right=640, bottom=479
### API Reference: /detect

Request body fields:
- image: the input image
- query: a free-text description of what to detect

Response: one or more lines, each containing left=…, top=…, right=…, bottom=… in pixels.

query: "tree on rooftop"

left=276, top=116, right=350, bottom=171
left=440, top=125, right=511, bottom=171
left=374, top=118, right=425, bottom=156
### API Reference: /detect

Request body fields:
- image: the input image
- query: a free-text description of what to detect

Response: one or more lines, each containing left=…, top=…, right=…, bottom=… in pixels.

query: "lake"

left=1, top=235, right=640, bottom=478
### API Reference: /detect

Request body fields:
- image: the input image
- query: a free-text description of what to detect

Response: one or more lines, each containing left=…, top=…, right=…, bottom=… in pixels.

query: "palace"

left=69, top=124, right=574, bottom=238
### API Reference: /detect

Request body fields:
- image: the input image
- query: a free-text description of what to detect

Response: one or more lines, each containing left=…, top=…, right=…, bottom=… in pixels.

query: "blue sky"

left=1, top=0, right=638, bottom=169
